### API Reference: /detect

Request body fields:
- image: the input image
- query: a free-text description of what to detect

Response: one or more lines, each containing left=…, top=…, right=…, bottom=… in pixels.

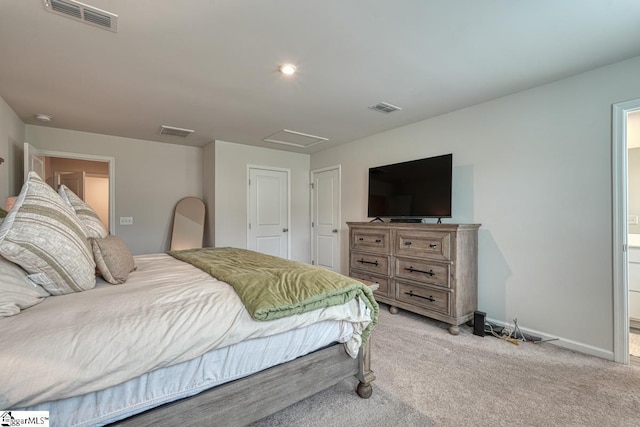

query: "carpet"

left=252, top=305, right=640, bottom=427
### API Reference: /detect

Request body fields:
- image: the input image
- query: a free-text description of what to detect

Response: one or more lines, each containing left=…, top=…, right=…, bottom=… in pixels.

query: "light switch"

left=119, top=217, right=133, bottom=225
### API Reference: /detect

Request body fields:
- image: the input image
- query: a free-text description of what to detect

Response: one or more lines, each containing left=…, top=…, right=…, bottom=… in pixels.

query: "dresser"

left=347, top=222, right=480, bottom=334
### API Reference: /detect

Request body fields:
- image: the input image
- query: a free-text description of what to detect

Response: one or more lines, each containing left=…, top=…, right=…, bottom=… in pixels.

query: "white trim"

left=612, top=98, right=640, bottom=364
left=23, top=144, right=116, bottom=234
left=310, top=165, right=342, bottom=272
left=246, top=165, right=291, bottom=259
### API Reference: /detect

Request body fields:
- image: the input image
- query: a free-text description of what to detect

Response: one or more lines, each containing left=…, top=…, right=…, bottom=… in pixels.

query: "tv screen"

left=367, top=154, right=452, bottom=219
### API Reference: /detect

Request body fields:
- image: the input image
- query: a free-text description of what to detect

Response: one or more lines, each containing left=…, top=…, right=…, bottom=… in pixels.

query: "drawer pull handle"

left=429, top=243, right=438, bottom=249
left=375, top=239, right=382, bottom=243
left=358, top=237, right=364, bottom=241
left=406, top=266, right=435, bottom=276
left=405, top=291, right=435, bottom=302
left=358, top=259, right=379, bottom=267
left=404, top=241, right=412, bottom=246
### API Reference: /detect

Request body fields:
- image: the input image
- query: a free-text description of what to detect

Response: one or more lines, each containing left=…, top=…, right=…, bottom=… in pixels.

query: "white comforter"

left=0, top=253, right=372, bottom=408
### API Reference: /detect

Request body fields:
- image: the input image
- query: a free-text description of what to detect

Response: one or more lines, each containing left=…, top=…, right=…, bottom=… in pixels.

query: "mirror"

left=170, top=197, right=206, bottom=250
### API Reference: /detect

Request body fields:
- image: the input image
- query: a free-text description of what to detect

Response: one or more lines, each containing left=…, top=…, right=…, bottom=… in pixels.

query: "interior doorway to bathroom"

left=626, top=110, right=640, bottom=365
left=612, top=99, right=640, bottom=365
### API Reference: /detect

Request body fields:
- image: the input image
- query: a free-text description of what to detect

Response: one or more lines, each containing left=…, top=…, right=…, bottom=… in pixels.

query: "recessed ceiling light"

left=279, top=64, right=296, bottom=75
left=35, top=114, right=52, bottom=122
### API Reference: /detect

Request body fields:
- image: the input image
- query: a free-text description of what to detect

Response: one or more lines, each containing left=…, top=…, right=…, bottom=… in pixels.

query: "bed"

left=0, top=172, right=378, bottom=426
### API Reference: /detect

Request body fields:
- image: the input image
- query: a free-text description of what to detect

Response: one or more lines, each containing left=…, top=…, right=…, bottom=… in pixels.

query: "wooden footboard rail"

left=112, top=340, right=374, bottom=427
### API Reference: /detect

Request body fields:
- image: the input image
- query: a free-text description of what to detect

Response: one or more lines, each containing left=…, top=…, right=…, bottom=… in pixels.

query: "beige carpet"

left=253, top=305, right=640, bottom=427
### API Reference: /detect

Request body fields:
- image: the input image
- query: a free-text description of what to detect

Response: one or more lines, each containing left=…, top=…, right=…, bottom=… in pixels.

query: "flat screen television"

left=367, top=153, right=452, bottom=220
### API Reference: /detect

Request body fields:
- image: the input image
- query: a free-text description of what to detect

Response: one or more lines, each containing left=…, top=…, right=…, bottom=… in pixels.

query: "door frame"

left=310, top=165, right=342, bottom=272
left=246, top=165, right=291, bottom=259
left=612, top=98, right=640, bottom=364
left=24, top=143, right=116, bottom=233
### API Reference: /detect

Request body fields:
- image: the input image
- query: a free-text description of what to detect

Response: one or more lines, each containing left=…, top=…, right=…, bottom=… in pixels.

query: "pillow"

left=0, top=256, right=50, bottom=316
left=58, top=184, right=108, bottom=239
left=0, top=172, right=96, bottom=295
left=91, top=234, right=136, bottom=284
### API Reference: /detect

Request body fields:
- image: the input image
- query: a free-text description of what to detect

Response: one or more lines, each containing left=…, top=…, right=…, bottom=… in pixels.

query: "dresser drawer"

left=351, top=228, right=390, bottom=254
left=350, top=251, right=391, bottom=276
left=396, top=281, right=450, bottom=315
left=350, top=271, right=390, bottom=297
left=395, top=257, right=450, bottom=288
left=395, top=230, right=451, bottom=261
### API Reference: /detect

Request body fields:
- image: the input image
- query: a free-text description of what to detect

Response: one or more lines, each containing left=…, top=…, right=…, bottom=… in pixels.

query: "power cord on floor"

left=484, top=318, right=554, bottom=344
left=484, top=323, right=520, bottom=345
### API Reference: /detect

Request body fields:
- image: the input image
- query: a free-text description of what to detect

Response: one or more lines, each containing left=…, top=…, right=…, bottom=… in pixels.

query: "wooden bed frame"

left=113, top=339, right=374, bottom=426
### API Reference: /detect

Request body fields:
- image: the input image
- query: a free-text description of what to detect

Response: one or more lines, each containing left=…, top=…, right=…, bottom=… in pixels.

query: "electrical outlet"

left=629, top=215, right=639, bottom=225
left=119, top=216, right=133, bottom=225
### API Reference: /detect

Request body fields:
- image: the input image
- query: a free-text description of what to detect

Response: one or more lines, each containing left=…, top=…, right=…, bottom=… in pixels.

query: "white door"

left=248, top=167, right=289, bottom=258
left=56, top=171, right=86, bottom=198
left=24, top=142, right=45, bottom=181
left=311, top=166, right=341, bottom=271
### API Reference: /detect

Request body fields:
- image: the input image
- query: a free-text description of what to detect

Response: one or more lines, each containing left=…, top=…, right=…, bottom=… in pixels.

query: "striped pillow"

left=0, top=172, right=96, bottom=295
left=58, top=184, right=108, bottom=239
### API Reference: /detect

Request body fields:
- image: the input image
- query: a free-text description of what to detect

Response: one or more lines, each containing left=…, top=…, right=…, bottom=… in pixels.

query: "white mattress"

left=22, top=319, right=353, bottom=427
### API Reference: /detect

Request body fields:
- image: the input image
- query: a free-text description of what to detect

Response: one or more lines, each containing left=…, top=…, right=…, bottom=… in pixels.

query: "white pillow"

left=0, top=172, right=96, bottom=295
left=0, top=255, right=50, bottom=316
left=58, top=184, right=108, bottom=239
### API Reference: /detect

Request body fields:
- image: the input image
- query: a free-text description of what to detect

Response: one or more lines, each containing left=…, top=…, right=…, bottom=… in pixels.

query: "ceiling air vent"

left=159, top=125, right=195, bottom=138
left=43, top=0, right=118, bottom=32
left=369, top=102, right=402, bottom=114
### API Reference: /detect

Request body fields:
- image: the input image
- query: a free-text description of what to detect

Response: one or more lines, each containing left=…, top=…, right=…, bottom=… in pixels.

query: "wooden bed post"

left=355, top=336, right=375, bottom=398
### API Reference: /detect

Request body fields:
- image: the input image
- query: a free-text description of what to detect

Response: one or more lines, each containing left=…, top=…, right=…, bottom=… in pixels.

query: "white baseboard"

left=485, top=317, right=614, bottom=361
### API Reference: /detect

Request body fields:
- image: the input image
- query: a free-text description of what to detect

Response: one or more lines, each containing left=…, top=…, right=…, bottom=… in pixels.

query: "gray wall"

left=0, top=96, right=25, bottom=204
left=24, top=126, right=203, bottom=255
left=311, top=55, right=640, bottom=359
left=212, top=140, right=311, bottom=263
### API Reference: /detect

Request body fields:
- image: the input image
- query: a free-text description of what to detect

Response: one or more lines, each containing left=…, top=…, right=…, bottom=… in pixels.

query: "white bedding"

left=0, top=253, right=372, bottom=409
left=22, top=319, right=352, bottom=427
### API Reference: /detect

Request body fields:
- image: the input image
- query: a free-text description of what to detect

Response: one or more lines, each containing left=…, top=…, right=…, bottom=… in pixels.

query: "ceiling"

left=1, top=1, right=640, bottom=154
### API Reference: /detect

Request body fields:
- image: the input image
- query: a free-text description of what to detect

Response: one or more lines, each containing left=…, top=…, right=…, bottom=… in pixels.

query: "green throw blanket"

left=169, top=247, right=378, bottom=342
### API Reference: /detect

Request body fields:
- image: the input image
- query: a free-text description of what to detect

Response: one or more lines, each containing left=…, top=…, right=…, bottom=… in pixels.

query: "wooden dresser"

left=347, top=222, right=480, bottom=334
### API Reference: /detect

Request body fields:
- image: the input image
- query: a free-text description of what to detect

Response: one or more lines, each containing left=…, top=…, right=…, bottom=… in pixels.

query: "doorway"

left=52, top=160, right=110, bottom=231
left=311, top=165, right=341, bottom=272
left=24, top=142, right=116, bottom=232
left=612, top=99, right=640, bottom=364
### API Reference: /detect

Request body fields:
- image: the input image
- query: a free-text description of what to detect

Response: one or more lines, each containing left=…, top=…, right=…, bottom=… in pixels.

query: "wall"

left=213, top=140, right=311, bottom=263
left=25, top=126, right=203, bottom=255
left=0, top=96, right=24, bottom=204
left=202, top=142, right=215, bottom=247
left=311, top=55, right=640, bottom=359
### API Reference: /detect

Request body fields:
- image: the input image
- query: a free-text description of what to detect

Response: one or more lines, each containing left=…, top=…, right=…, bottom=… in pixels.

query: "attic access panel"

left=263, top=129, right=329, bottom=149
